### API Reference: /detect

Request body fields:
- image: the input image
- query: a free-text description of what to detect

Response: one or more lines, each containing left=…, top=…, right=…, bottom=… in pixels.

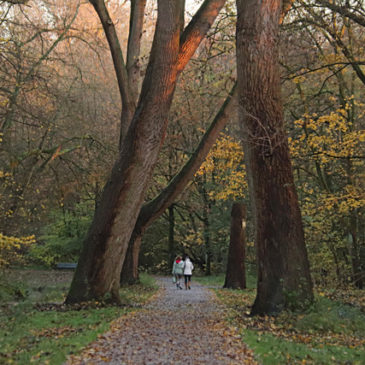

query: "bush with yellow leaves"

left=0, top=232, right=36, bottom=268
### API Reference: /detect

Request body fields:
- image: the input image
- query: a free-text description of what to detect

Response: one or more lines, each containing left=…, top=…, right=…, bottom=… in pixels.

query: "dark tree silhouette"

left=224, top=203, right=246, bottom=290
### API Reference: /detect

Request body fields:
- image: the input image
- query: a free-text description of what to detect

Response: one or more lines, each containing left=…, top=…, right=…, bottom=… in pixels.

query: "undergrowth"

left=0, top=270, right=157, bottom=364
left=199, top=275, right=365, bottom=365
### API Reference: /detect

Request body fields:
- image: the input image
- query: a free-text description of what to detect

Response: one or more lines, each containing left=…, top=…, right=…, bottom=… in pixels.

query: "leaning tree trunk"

left=120, top=85, right=237, bottom=284
left=236, top=0, right=313, bottom=315
left=66, top=0, right=182, bottom=304
left=224, top=203, right=246, bottom=289
left=67, top=0, right=227, bottom=304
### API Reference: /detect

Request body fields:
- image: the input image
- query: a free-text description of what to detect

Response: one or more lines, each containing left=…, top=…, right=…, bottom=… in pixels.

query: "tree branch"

left=177, top=0, right=226, bottom=73
left=136, top=82, right=237, bottom=231
left=89, top=0, right=134, bottom=110
left=126, top=0, right=147, bottom=102
left=316, top=0, right=365, bottom=28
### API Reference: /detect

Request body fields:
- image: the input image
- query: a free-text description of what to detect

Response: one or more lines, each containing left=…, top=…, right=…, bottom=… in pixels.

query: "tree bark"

left=118, top=0, right=228, bottom=285
left=120, top=232, right=142, bottom=285
left=66, top=0, right=227, bottom=304
left=224, top=203, right=246, bottom=289
left=89, top=0, right=136, bottom=149
left=168, top=204, right=176, bottom=269
left=126, top=0, right=147, bottom=102
left=201, top=180, right=212, bottom=275
left=120, top=85, right=237, bottom=284
left=66, top=0, right=183, bottom=304
left=120, top=0, right=147, bottom=145
left=349, top=216, right=363, bottom=289
left=236, top=0, right=313, bottom=315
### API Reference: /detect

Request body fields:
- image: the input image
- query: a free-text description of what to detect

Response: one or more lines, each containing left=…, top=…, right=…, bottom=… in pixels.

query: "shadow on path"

left=67, top=277, right=256, bottom=364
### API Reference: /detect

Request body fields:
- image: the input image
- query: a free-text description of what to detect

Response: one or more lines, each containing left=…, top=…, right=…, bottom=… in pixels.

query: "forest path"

left=67, top=277, right=256, bottom=364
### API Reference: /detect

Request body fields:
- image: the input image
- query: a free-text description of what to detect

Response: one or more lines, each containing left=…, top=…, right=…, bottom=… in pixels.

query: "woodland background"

left=0, top=0, right=364, bottom=289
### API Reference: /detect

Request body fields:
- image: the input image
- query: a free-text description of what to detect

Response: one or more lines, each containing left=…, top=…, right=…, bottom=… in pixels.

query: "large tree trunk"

left=66, top=0, right=182, bottom=304
left=66, top=0, right=227, bottom=304
left=236, top=0, right=313, bottom=315
left=224, top=203, right=246, bottom=289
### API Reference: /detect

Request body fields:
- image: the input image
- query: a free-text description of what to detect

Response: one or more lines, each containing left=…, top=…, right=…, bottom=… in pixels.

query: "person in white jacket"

left=183, top=256, right=194, bottom=290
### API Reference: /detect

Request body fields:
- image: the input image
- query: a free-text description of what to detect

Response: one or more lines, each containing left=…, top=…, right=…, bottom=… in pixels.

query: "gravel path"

left=67, top=277, right=256, bottom=364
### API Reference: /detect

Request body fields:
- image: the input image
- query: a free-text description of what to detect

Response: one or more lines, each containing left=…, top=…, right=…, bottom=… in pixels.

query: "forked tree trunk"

left=224, top=203, right=246, bottom=289
left=66, top=0, right=183, bottom=304
left=236, top=0, right=313, bottom=314
left=66, top=0, right=227, bottom=304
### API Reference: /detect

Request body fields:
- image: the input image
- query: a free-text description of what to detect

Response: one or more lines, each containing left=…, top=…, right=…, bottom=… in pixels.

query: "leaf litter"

left=67, top=277, right=256, bottom=364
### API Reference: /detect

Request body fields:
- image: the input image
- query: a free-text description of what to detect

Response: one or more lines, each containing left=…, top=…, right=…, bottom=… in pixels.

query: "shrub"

left=0, top=233, right=35, bottom=268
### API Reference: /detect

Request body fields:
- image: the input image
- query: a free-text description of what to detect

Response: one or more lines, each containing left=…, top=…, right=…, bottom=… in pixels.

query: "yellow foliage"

left=290, top=98, right=365, bottom=165
left=196, top=133, right=247, bottom=200
left=0, top=233, right=36, bottom=268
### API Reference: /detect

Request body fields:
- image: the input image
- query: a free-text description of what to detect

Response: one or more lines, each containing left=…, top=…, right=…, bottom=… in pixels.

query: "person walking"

left=172, top=256, right=184, bottom=289
left=183, top=256, right=194, bottom=290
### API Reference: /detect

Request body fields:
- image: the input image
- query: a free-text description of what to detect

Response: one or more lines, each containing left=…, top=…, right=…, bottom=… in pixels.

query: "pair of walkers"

left=172, top=255, right=194, bottom=290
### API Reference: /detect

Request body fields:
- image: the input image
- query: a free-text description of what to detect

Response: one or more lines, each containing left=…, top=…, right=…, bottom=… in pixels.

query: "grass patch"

left=195, top=271, right=257, bottom=289
left=0, top=270, right=158, bottom=364
left=195, top=274, right=225, bottom=287
left=206, top=283, right=365, bottom=365
left=244, top=329, right=364, bottom=365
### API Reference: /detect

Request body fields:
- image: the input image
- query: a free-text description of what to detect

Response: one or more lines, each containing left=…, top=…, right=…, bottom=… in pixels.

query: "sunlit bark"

left=66, top=0, right=227, bottom=304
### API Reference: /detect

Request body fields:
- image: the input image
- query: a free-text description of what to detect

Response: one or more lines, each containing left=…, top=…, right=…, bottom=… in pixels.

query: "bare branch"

left=316, top=0, right=365, bottom=28
left=89, top=0, right=134, bottom=110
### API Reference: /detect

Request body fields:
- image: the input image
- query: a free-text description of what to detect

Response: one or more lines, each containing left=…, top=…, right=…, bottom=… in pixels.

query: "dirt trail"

left=67, top=277, right=256, bottom=364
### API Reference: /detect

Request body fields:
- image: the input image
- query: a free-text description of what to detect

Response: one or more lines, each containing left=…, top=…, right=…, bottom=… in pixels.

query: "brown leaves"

left=216, top=287, right=365, bottom=351
left=31, top=326, right=83, bottom=339
left=321, top=288, right=365, bottom=312
left=67, top=279, right=258, bottom=364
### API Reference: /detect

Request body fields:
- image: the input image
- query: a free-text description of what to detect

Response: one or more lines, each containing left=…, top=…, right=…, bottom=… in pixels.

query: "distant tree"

left=224, top=203, right=246, bottom=289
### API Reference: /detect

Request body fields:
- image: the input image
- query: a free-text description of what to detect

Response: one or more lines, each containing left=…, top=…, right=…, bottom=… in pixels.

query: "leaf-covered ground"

left=0, top=270, right=157, bottom=364
left=67, top=277, right=257, bottom=364
left=213, top=286, right=365, bottom=364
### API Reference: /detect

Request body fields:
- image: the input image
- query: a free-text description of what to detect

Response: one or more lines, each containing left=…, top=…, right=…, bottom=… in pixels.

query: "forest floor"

left=1, top=270, right=364, bottom=364
left=66, top=277, right=256, bottom=364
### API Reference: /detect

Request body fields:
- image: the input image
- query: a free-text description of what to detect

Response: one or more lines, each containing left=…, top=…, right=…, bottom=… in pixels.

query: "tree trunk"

left=168, top=204, right=176, bottom=268
left=120, top=85, right=237, bottom=284
left=349, top=217, right=363, bottom=289
left=120, top=232, right=142, bottom=285
left=202, top=182, right=212, bottom=276
left=224, top=203, right=246, bottom=289
left=67, top=0, right=227, bottom=304
left=236, top=0, right=313, bottom=315
left=66, top=0, right=182, bottom=304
